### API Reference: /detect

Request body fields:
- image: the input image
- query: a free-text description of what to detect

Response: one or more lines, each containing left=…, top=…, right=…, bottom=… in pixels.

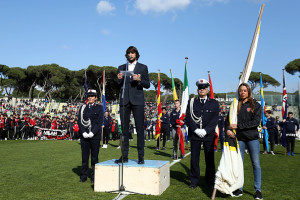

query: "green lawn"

left=0, top=137, right=299, bottom=200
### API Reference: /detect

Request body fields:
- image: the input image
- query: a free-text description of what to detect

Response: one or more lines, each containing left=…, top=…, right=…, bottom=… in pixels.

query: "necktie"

left=200, top=99, right=205, bottom=104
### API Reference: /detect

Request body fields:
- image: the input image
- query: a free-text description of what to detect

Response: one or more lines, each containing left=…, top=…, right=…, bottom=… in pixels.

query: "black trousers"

left=103, top=129, right=110, bottom=144
left=263, top=131, right=275, bottom=151
left=157, top=127, right=168, bottom=148
left=190, top=139, right=215, bottom=187
left=120, top=103, right=144, bottom=160
left=8, top=128, right=14, bottom=140
left=80, top=138, right=100, bottom=180
left=286, top=136, right=295, bottom=153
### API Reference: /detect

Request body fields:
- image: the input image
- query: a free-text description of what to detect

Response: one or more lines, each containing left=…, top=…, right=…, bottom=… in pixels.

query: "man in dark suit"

left=115, top=46, right=150, bottom=164
left=78, top=89, right=103, bottom=183
left=186, top=79, right=219, bottom=190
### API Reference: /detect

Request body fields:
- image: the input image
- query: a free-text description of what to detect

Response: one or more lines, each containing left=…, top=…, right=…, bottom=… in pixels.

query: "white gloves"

left=194, top=129, right=207, bottom=138
left=83, top=132, right=89, bottom=138
left=88, top=132, right=94, bottom=138
left=83, top=132, right=94, bottom=138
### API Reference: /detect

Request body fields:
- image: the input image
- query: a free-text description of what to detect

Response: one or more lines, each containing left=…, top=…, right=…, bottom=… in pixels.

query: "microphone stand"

left=107, top=59, right=144, bottom=197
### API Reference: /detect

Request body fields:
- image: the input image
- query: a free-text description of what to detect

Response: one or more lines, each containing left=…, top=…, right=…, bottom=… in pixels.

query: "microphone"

left=126, top=54, right=131, bottom=60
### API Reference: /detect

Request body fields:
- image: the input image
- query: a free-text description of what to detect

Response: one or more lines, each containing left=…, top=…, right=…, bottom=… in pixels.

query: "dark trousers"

left=274, top=129, right=279, bottom=145
left=263, top=131, right=275, bottom=151
left=190, top=139, right=215, bottom=187
left=112, top=131, right=118, bottom=140
left=286, top=136, right=295, bottom=153
left=73, top=131, right=79, bottom=139
left=0, top=129, right=4, bottom=140
left=120, top=103, right=144, bottom=160
left=219, top=132, right=224, bottom=150
left=80, top=139, right=100, bottom=180
left=103, top=129, right=110, bottom=144
left=8, top=128, right=14, bottom=140
left=147, top=130, right=153, bottom=140
left=157, top=127, right=168, bottom=148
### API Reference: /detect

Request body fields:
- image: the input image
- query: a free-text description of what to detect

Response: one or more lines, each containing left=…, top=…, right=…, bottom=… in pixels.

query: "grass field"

left=0, top=137, right=299, bottom=200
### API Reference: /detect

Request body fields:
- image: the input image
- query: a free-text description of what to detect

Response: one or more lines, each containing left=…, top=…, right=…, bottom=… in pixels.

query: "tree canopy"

left=239, top=71, right=280, bottom=91
left=285, top=59, right=300, bottom=77
left=0, top=64, right=182, bottom=102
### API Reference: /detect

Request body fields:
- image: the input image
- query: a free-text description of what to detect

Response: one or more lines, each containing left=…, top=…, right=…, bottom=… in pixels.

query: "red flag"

left=155, top=72, right=162, bottom=140
left=208, top=71, right=214, bottom=99
left=176, top=115, right=185, bottom=156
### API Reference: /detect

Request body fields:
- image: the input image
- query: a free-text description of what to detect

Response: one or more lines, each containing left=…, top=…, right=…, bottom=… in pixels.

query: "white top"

left=128, top=61, right=137, bottom=72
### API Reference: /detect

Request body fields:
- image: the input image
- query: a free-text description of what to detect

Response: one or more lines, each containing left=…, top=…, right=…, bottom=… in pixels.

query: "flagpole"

left=158, top=70, right=161, bottom=150
left=282, top=69, right=287, bottom=155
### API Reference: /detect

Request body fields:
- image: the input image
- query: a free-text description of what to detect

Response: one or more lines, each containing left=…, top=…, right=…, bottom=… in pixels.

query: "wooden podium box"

left=94, top=159, right=170, bottom=195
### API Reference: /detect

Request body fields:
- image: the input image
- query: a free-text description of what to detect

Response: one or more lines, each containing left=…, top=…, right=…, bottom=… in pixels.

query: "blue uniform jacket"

left=281, top=117, right=299, bottom=133
left=186, top=97, right=219, bottom=142
left=78, top=103, right=103, bottom=140
left=266, top=117, right=276, bottom=133
left=103, top=116, right=112, bottom=129
left=161, top=113, right=170, bottom=130
left=170, top=109, right=181, bottom=128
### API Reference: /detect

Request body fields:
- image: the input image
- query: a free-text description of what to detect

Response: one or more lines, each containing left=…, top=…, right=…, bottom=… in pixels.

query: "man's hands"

left=226, top=130, right=235, bottom=138
left=83, top=132, right=94, bottom=138
left=194, top=129, right=207, bottom=138
left=117, top=73, right=124, bottom=80
left=132, top=74, right=141, bottom=82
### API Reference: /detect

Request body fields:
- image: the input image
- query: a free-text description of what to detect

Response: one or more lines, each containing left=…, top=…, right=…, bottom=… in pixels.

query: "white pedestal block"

left=94, top=159, right=170, bottom=195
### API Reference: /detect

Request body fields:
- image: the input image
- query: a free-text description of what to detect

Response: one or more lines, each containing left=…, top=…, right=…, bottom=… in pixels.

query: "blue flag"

left=281, top=70, right=287, bottom=147
left=260, top=73, right=269, bottom=152
left=102, top=70, right=106, bottom=125
left=84, top=71, right=88, bottom=104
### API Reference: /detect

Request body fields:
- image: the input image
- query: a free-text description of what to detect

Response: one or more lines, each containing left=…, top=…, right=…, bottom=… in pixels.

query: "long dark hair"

left=125, top=46, right=140, bottom=60
left=237, top=83, right=255, bottom=114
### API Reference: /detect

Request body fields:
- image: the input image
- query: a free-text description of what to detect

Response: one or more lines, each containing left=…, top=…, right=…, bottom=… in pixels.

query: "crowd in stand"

left=1, top=98, right=298, bottom=157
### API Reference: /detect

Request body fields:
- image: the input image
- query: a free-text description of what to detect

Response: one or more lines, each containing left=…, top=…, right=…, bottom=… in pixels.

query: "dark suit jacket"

left=78, top=104, right=103, bottom=140
left=186, top=97, right=219, bottom=142
left=116, top=62, right=150, bottom=106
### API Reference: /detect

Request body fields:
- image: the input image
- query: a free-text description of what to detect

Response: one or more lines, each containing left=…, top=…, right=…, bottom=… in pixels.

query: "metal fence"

left=224, top=94, right=299, bottom=106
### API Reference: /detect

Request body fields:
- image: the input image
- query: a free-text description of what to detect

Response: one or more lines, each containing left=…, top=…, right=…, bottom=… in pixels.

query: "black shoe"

left=115, top=157, right=128, bottom=164
left=189, top=183, right=197, bottom=189
left=162, top=147, right=165, bottom=150
left=254, top=190, right=263, bottom=200
left=79, top=177, right=87, bottom=182
left=232, top=189, right=243, bottom=197
left=138, top=159, right=144, bottom=164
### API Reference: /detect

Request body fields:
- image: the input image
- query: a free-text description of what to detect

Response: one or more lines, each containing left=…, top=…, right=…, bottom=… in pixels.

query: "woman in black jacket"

left=225, top=83, right=263, bottom=200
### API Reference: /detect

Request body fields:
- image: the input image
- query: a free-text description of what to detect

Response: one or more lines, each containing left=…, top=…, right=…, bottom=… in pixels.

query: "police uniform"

left=78, top=89, right=103, bottom=183
left=185, top=79, right=219, bottom=189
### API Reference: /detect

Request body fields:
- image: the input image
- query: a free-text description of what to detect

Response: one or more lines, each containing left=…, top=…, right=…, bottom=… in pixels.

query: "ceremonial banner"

left=281, top=70, right=287, bottom=147
left=208, top=71, right=214, bottom=99
left=177, top=58, right=189, bottom=156
left=170, top=69, right=178, bottom=101
left=36, top=128, right=69, bottom=140
left=155, top=72, right=162, bottom=140
left=214, top=136, right=244, bottom=196
left=84, top=70, right=88, bottom=104
left=260, top=73, right=269, bottom=152
left=102, top=70, right=106, bottom=119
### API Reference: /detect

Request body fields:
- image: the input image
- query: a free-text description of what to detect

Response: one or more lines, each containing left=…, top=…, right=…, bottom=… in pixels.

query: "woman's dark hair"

left=237, top=83, right=255, bottom=114
left=125, top=46, right=140, bottom=60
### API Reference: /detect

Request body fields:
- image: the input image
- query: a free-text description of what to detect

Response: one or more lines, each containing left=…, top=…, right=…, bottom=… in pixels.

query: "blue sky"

left=0, top=0, right=299, bottom=94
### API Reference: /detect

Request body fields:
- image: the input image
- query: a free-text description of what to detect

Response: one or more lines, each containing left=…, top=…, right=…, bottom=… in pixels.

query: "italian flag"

left=177, top=58, right=189, bottom=156
left=180, top=59, right=189, bottom=117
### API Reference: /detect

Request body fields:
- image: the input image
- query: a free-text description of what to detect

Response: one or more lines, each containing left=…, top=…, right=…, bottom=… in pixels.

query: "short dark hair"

left=174, top=100, right=180, bottom=103
left=288, top=112, right=293, bottom=115
left=162, top=107, right=167, bottom=111
left=125, top=46, right=140, bottom=60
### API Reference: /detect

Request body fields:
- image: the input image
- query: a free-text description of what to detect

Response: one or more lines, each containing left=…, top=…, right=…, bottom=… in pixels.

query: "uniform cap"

left=87, top=89, right=97, bottom=96
left=196, top=79, right=210, bottom=88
